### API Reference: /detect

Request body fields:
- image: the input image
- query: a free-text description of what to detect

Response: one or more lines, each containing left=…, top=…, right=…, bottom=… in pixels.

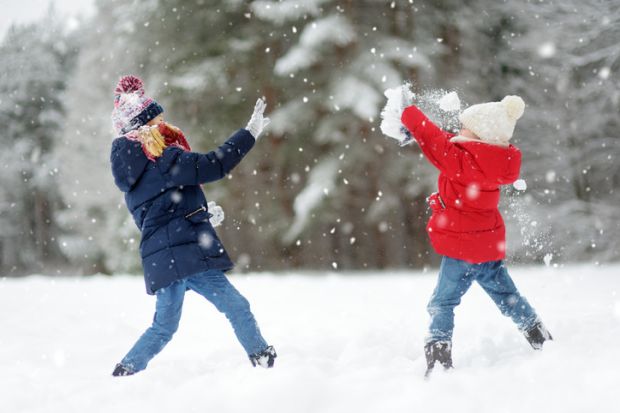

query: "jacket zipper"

left=184, top=205, right=207, bottom=219
left=437, top=194, right=446, bottom=209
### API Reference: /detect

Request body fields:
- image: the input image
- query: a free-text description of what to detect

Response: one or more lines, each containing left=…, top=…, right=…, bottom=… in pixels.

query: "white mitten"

left=380, top=83, right=414, bottom=146
left=245, top=98, right=271, bottom=139
left=207, top=201, right=225, bottom=227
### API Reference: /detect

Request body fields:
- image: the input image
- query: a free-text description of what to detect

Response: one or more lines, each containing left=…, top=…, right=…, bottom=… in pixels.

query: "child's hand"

left=399, top=126, right=414, bottom=146
left=207, top=201, right=225, bottom=227
left=397, top=84, right=415, bottom=146
left=380, top=84, right=415, bottom=146
left=245, top=98, right=271, bottom=139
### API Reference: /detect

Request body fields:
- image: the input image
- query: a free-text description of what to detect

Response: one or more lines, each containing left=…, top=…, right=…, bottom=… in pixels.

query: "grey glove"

left=245, top=98, right=271, bottom=139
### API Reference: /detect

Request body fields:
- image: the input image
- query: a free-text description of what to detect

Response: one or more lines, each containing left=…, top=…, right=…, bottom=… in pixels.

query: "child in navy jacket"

left=109, top=75, right=276, bottom=376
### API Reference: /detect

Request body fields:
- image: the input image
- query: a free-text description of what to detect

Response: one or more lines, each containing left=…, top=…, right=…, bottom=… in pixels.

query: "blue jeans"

left=121, top=270, right=268, bottom=373
left=426, top=257, right=538, bottom=343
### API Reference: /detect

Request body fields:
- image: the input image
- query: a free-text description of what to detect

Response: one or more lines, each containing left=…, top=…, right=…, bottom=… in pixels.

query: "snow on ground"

left=2, top=264, right=619, bottom=413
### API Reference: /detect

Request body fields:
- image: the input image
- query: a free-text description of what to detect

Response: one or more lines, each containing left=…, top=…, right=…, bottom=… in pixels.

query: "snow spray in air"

left=505, top=180, right=554, bottom=265
left=380, top=83, right=465, bottom=147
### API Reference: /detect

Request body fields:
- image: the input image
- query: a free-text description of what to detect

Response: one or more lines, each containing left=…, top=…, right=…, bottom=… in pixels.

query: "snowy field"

left=2, top=264, right=619, bottom=413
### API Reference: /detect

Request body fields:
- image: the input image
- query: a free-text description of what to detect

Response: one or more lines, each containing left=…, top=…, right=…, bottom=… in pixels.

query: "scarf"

left=125, top=122, right=192, bottom=161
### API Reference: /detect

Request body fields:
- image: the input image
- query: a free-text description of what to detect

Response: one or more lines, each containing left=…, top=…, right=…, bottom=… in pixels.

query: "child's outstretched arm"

left=159, top=98, right=269, bottom=186
left=158, top=130, right=255, bottom=186
left=400, top=105, right=457, bottom=173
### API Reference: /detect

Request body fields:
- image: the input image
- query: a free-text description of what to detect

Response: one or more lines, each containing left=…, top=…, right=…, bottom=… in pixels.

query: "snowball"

left=537, top=42, right=556, bottom=58
left=599, top=67, right=611, bottom=80
left=438, top=91, right=461, bottom=112
left=170, top=191, right=183, bottom=203
left=198, top=232, right=214, bottom=249
left=496, top=241, right=506, bottom=252
left=513, top=179, right=527, bottom=191
left=466, top=183, right=481, bottom=200
left=435, top=214, right=448, bottom=228
left=379, top=84, right=414, bottom=145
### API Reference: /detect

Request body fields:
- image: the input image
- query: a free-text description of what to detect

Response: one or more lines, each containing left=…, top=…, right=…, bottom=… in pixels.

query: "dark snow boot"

left=424, top=341, right=453, bottom=378
left=524, top=321, right=553, bottom=350
left=249, top=345, right=277, bottom=368
left=112, top=363, right=135, bottom=377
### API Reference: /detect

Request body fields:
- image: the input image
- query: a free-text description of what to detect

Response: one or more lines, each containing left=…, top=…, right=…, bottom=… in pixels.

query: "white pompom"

left=502, top=95, right=525, bottom=120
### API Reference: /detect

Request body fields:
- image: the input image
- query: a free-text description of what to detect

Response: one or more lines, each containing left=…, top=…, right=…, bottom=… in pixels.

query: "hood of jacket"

left=110, top=137, right=150, bottom=192
left=451, top=138, right=522, bottom=186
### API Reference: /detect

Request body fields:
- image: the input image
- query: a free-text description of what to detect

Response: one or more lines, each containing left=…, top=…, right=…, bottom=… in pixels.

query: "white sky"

left=0, top=0, right=95, bottom=39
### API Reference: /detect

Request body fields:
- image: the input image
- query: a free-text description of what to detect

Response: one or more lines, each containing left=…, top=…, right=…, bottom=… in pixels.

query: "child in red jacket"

left=398, top=93, right=552, bottom=376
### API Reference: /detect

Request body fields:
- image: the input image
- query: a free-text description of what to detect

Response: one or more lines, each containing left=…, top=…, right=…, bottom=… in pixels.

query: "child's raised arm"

left=158, top=129, right=256, bottom=186
left=401, top=105, right=457, bottom=173
left=158, top=98, right=270, bottom=186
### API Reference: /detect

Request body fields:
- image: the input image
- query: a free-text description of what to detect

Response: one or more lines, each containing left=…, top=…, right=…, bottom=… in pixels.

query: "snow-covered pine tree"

left=0, top=12, right=75, bottom=273
left=55, top=0, right=160, bottom=274
left=517, top=0, right=620, bottom=262
left=50, top=0, right=620, bottom=273
left=458, top=0, right=620, bottom=262
left=249, top=0, right=445, bottom=269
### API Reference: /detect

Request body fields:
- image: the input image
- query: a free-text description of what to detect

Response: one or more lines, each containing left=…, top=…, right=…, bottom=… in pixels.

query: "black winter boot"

left=424, top=341, right=453, bottom=377
left=112, top=363, right=135, bottom=377
left=524, top=321, right=553, bottom=350
left=249, top=345, right=277, bottom=368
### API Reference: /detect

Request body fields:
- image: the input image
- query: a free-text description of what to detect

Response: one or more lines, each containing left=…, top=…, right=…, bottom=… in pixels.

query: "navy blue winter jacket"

left=110, top=129, right=255, bottom=294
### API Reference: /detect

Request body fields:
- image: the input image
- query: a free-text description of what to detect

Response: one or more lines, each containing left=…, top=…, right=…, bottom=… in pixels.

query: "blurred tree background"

left=1, top=0, right=618, bottom=276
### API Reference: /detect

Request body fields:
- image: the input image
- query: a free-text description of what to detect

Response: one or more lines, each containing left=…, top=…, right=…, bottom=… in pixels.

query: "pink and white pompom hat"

left=111, top=75, right=164, bottom=136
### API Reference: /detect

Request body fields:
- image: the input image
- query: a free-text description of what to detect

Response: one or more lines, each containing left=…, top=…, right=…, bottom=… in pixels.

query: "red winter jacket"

left=401, top=105, right=522, bottom=263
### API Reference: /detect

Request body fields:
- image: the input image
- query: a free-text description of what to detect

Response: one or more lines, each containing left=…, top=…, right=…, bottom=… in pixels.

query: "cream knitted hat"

left=458, top=95, right=525, bottom=145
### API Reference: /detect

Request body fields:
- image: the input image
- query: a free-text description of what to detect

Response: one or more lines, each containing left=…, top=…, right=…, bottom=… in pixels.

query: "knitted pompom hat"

left=458, top=95, right=525, bottom=145
left=111, top=75, right=164, bottom=135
